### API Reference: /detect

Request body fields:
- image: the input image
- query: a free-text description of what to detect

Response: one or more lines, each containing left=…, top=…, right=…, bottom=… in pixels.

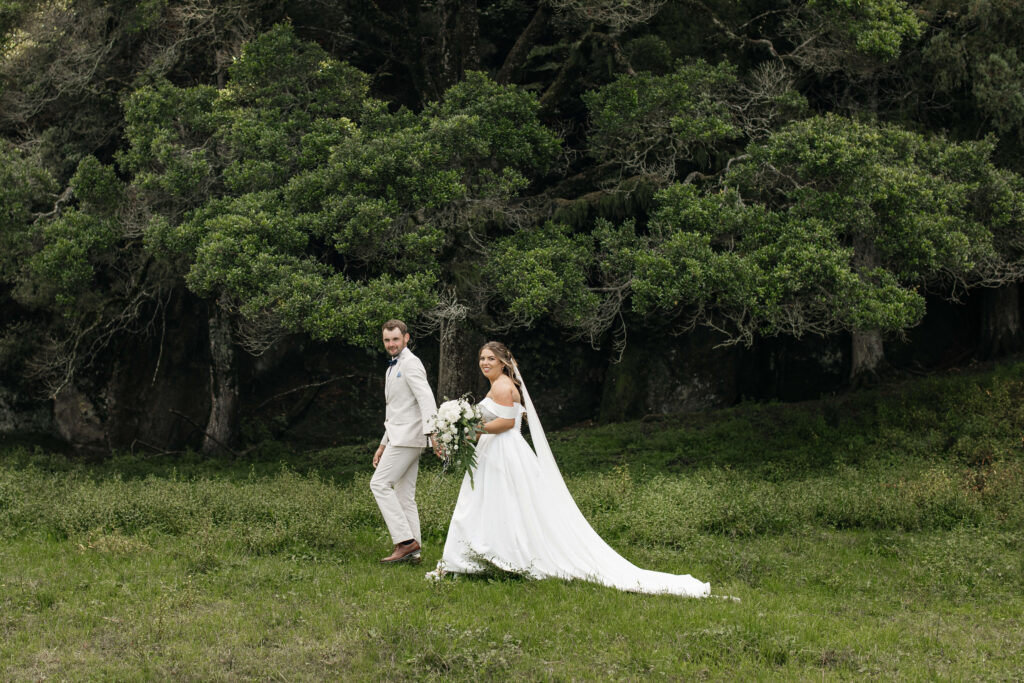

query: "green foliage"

left=0, top=140, right=55, bottom=279
left=973, top=49, right=1024, bottom=134
left=121, top=24, right=561, bottom=348
left=120, top=81, right=222, bottom=203
left=424, top=71, right=560, bottom=177
left=485, top=217, right=643, bottom=340
left=584, top=60, right=741, bottom=176
left=920, top=1, right=1024, bottom=141
left=220, top=22, right=370, bottom=118
left=25, top=211, right=120, bottom=312
left=735, top=115, right=1013, bottom=278
left=70, top=156, right=123, bottom=212
left=632, top=115, right=1024, bottom=342
left=8, top=155, right=133, bottom=314
left=485, top=221, right=599, bottom=324
left=807, top=0, right=922, bottom=61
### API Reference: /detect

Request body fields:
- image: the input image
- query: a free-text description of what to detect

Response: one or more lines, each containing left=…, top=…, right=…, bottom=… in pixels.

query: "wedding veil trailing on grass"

left=511, top=362, right=712, bottom=598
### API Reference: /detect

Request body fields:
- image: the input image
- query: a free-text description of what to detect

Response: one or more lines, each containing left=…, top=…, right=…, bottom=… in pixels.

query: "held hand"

left=430, top=433, right=445, bottom=460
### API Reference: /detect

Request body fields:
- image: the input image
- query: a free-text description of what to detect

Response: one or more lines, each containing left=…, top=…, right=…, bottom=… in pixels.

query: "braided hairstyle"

left=478, top=341, right=521, bottom=390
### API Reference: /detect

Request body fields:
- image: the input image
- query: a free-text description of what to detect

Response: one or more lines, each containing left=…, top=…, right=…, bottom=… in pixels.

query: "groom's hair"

left=382, top=319, right=408, bottom=335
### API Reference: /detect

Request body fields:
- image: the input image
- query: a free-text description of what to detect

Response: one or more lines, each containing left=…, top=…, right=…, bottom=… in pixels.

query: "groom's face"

left=382, top=327, right=409, bottom=357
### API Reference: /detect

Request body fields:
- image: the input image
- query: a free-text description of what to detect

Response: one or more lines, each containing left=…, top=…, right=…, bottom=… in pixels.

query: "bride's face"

left=479, top=349, right=503, bottom=382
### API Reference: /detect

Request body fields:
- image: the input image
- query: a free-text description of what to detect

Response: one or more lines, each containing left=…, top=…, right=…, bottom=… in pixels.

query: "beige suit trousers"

left=370, top=444, right=421, bottom=545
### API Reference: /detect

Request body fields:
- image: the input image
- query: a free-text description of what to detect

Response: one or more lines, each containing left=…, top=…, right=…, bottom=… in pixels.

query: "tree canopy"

left=2, top=0, right=1024, bottom=447
left=632, top=116, right=1021, bottom=344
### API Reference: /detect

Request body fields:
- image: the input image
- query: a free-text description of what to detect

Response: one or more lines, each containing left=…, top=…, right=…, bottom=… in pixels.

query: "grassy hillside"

left=1, top=362, right=1023, bottom=679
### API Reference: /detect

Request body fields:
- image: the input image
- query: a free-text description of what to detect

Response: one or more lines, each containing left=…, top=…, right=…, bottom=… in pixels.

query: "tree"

left=905, top=0, right=1024, bottom=356
left=7, top=0, right=1024, bottom=449
left=0, top=0, right=280, bottom=176
left=119, top=24, right=560, bottom=445
left=478, top=57, right=807, bottom=354
left=631, top=114, right=1024, bottom=382
left=119, top=24, right=423, bottom=449
left=0, top=139, right=56, bottom=388
left=2, top=153, right=166, bottom=404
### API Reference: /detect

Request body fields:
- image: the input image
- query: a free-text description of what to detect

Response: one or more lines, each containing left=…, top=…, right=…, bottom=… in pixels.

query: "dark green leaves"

left=805, top=0, right=921, bottom=61
left=119, top=24, right=561, bottom=348
left=584, top=60, right=741, bottom=178
left=634, top=116, right=1024, bottom=343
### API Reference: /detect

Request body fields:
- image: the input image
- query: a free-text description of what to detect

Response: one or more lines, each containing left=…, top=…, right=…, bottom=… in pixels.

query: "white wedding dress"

left=434, top=373, right=710, bottom=598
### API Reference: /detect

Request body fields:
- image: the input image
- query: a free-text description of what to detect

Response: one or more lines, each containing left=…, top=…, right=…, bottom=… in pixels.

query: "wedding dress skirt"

left=437, top=397, right=710, bottom=597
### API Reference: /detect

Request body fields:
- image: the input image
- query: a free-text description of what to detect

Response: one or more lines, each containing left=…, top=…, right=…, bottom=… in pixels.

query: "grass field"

left=2, top=362, right=1023, bottom=680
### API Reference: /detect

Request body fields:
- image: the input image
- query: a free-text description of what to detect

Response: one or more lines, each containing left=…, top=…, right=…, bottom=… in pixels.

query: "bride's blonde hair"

left=478, top=341, right=521, bottom=389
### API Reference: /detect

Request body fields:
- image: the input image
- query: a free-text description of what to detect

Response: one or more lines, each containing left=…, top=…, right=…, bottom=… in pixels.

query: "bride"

left=430, top=341, right=710, bottom=598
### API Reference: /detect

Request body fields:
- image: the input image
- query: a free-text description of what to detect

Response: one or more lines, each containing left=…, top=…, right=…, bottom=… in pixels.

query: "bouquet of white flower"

left=428, top=395, right=484, bottom=487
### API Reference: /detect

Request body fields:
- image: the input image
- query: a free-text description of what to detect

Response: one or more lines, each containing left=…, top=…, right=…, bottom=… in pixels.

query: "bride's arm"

left=480, top=416, right=515, bottom=435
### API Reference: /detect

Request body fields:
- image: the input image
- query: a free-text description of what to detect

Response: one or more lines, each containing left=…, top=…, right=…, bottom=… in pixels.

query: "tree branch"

left=496, top=4, right=552, bottom=84
left=33, top=186, right=74, bottom=221
left=687, top=0, right=784, bottom=61
left=253, top=376, right=349, bottom=413
left=540, top=34, right=589, bottom=110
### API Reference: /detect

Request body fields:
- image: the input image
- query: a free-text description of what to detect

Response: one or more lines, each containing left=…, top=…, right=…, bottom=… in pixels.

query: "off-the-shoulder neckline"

left=480, top=396, right=522, bottom=407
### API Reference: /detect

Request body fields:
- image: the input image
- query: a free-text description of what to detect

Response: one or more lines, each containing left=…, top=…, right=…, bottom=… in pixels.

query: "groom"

left=371, top=319, right=437, bottom=564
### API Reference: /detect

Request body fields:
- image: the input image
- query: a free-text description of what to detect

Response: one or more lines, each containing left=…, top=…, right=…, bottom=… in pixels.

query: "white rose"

left=440, top=402, right=460, bottom=421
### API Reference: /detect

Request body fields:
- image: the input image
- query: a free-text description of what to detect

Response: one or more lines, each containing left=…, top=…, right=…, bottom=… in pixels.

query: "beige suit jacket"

left=380, top=347, right=437, bottom=448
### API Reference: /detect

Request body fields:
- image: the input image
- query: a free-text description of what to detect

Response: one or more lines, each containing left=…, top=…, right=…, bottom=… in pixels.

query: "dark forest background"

left=2, top=0, right=1023, bottom=453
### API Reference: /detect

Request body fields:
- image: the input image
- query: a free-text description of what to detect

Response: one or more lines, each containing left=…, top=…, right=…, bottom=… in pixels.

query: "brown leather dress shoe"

left=380, top=540, right=421, bottom=564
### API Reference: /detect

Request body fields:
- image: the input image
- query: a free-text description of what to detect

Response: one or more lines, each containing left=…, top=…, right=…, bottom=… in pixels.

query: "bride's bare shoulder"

left=489, top=376, right=519, bottom=407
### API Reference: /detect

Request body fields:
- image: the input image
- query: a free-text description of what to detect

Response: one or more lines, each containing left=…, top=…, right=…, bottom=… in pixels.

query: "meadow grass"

left=2, top=362, right=1024, bottom=680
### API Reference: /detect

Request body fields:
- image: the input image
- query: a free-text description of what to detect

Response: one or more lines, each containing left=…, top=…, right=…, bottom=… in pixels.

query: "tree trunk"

left=437, top=0, right=479, bottom=92
left=202, top=299, right=239, bottom=454
left=849, top=235, right=887, bottom=386
left=437, top=317, right=484, bottom=402
left=849, top=328, right=885, bottom=386
left=980, top=283, right=1023, bottom=359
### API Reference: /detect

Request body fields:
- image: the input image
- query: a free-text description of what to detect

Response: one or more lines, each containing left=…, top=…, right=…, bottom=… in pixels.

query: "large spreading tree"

left=3, top=0, right=1024, bottom=448
left=119, top=24, right=559, bottom=447
left=631, top=115, right=1024, bottom=382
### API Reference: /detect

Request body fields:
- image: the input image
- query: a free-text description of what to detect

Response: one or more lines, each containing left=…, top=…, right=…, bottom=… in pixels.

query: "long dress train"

left=436, top=393, right=710, bottom=598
